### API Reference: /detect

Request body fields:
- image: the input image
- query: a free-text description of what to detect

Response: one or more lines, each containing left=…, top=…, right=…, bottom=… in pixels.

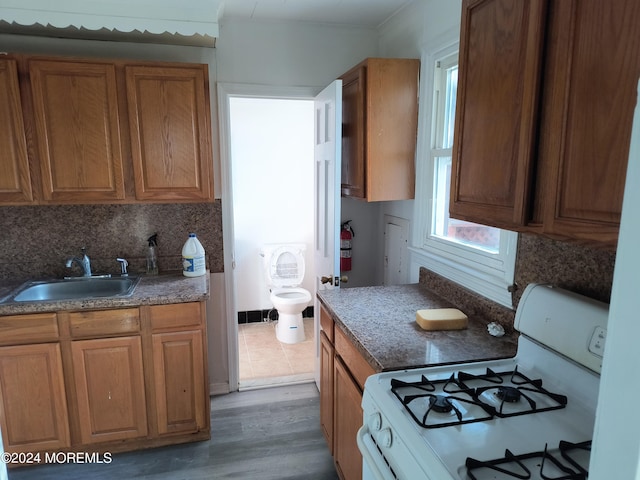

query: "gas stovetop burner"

left=429, top=394, right=453, bottom=413
left=390, top=366, right=568, bottom=429
left=496, top=386, right=521, bottom=403
left=458, top=366, right=568, bottom=418
left=390, top=375, right=495, bottom=428
left=465, top=440, right=591, bottom=480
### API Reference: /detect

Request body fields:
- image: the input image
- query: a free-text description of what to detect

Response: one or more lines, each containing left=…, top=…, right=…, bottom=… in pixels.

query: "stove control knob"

left=368, top=412, right=382, bottom=432
left=379, top=428, right=393, bottom=448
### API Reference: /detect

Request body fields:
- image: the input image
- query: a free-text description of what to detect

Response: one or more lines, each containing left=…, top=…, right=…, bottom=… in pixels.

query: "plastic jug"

left=182, top=233, right=206, bottom=277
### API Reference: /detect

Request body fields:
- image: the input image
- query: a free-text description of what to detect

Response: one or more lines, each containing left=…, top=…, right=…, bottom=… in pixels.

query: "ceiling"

left=219, top=0, right=415, bottom=27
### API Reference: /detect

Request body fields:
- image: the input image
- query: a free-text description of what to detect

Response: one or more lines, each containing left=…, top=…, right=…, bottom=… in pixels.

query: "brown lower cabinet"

left=0, top=301, right=209, bottom=461
left=71, top=336, right=148, bottom=444
left=151, top=329, right=206, bottom=436
left=320, top=303, right=375, bottom=480
left=0, top=342, right=70, bottom=453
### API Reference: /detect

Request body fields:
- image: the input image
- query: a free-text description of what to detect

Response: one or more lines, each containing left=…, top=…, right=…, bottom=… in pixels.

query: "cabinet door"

left=29, top=59, right=125, bottom=202
left=319, top=331, right=334, bottom=453
left=539, top=0, right=640, bottom=246
left=0, top=58, right=33, bottom=204
left=365, top=58, right=419, bottom=202
left=341, top=66, right=366, bottom=199
left=126, top=65, right=213, bottom=201
left=450, top=0, right=547, bottom=227
left=333, top=356, right=363, bottom=480
left=72, top=336, right=147, bottom=444
left=152, top=330, right=206, bottom=435
left=0, top=343, right=70, bottom=453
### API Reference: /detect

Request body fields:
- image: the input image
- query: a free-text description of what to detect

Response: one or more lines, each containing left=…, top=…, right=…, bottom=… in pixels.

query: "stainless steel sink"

left=6, top=276, right=141, bottom=303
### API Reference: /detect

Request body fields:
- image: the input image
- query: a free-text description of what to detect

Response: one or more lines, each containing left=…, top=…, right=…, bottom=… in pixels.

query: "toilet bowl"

left=262, top=244, right=310, bottom=344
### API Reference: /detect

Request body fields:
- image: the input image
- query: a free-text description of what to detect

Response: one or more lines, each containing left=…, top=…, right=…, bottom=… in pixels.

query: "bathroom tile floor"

left=238, top=317, right=315, bottom=390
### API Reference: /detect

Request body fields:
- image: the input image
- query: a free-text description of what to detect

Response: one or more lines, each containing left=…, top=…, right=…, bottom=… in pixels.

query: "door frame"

left=217, top=83, right=321, bottom=392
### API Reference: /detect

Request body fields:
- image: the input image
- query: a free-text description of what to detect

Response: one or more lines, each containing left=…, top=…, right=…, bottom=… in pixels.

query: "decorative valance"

left=0, top=0, right=221, bottom=46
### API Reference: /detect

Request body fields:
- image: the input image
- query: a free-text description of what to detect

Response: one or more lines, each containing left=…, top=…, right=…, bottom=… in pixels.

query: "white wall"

left=215, top=18, right=382, bottom=390
left=590, top=81, right=640, bottom=479
left=376, top=0, right=463, bottom=283
left=215, top=19, right=383, bottom=298
left=230, top=97, right=315, bottom=311
left=216, top=18, right=379, bottom=86
left=340, top=198, right=383, bottom=287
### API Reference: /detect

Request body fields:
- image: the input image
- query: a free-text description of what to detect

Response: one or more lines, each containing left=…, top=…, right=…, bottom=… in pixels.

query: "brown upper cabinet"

left=126, top=65, right=213, bottom=201
left=0, top=58, right=33, bottom=204
left=340, top=58, right=420, bottom=202
left=0, top=54, right=214, bottom=205
left=450, top=0, right=640, bottom=249
left=29, top=59, right=126, bottom=203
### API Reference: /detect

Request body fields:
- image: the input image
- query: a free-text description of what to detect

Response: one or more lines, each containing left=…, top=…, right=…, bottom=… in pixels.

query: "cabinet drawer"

left=69, top=309, right=140, bottom=338
left=334, top=326, right=375, bottom=391
left=0, top=313, right=58, bottom=345
left=149, top=302, right=203, bottom=331
left=320, top=305, right=334, bottom=343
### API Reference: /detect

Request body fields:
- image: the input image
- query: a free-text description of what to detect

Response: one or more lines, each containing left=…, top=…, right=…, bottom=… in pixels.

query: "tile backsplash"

left=0, top=202, right=223, bottom=282
left=420, top=232, right=616, bottom=332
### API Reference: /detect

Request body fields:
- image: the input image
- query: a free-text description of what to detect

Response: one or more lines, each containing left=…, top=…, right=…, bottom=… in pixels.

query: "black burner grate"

left=465, top=441, right=590, bottom=480
left=390, top=375, right=495, bottom=428
left=390, top=366, right=568, bottom=429
left=459, top=367, right=568, bottom=418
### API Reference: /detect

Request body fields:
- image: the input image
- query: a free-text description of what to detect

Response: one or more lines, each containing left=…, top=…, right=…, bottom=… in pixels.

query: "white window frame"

left=410, top=32, right=517, bottom=309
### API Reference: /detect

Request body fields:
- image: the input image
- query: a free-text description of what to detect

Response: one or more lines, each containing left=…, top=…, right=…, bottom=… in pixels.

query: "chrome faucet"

left=65, top=247, right=92, bottom=277
left=116, top=258, right=129, bottom=277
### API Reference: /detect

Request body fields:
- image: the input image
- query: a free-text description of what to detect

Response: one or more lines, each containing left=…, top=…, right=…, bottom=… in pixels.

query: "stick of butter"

left=416, top=308, right=468, bottom=331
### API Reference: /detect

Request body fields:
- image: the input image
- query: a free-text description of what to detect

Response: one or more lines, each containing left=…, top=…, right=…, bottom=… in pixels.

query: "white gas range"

left=357, top=283, right=608, bottom=480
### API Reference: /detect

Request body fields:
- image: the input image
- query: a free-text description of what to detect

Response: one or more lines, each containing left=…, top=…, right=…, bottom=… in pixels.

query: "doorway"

left=221, top=88, right=317, bottom=391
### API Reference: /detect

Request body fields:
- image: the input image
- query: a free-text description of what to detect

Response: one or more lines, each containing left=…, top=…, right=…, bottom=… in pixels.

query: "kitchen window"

left=410, top=43, right=517, bottom=308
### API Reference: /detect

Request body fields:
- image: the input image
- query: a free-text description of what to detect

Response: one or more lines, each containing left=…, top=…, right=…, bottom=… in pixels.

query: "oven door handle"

left=357, top=425, right=396, bottom=480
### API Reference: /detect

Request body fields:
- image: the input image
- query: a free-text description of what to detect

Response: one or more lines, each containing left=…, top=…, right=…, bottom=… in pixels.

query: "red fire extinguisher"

left=340, top=220, right=355, bottom=272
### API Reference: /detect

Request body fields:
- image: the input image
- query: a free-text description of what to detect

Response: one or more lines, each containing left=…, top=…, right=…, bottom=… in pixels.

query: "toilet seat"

left=270, top=287, right=312, bottom=305
left=268, top=246, right=305, bottom=288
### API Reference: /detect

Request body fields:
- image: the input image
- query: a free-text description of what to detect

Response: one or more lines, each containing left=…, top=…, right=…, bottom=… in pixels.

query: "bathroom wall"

left=229, top=97, right=315, bottom=312
left=0, top=202, right=223, bottom=283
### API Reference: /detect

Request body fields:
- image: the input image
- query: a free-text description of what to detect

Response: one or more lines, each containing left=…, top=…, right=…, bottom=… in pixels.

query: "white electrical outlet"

left=588, top=326, right=607, bottom=357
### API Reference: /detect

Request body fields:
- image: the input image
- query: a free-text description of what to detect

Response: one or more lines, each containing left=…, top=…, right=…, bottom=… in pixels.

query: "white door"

left=313, top=80, right=342, bottom=387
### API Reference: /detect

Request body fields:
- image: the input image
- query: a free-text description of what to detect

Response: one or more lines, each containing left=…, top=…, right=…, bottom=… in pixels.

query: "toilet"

left=262, top=244, right=312, bottom=344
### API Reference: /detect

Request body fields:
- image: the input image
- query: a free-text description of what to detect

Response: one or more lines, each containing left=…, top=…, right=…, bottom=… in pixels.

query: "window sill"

left=408, top=244, right=515, bottom=309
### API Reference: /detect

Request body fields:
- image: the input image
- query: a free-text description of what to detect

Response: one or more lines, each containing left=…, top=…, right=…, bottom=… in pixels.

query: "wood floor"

left=9, top=383, right=338, bottom=480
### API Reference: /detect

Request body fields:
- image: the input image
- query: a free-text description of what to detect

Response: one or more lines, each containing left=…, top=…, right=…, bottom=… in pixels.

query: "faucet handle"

left=116, top=258, right=129, bottom=276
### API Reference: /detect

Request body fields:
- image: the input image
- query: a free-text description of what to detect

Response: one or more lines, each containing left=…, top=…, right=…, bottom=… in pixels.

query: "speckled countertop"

left=0, top=272, right=209, bottom=315
left=317, top=284, right=518, bottom=373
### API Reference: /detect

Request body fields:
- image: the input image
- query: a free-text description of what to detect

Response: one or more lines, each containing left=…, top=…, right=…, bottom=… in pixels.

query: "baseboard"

left=237, top=306, right=314, bottom=324
left=210, top=382, right=230, bottom=396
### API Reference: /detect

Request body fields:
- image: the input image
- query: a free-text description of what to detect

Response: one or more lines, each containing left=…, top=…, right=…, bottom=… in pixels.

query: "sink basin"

left=7, top=276, right=141, bottom=303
